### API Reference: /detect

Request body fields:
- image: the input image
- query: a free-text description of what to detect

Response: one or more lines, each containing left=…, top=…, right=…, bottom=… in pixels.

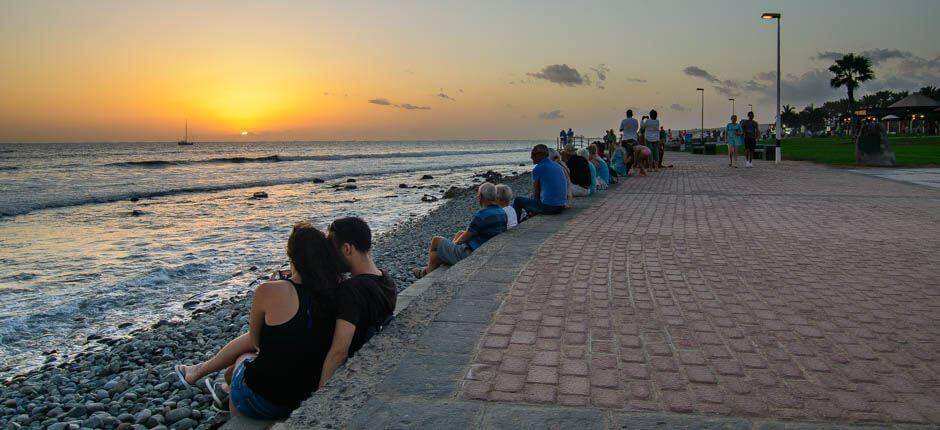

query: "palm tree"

left=829, top=54, right=875, bottom=130
left=781, top=104, right=798, bottom=128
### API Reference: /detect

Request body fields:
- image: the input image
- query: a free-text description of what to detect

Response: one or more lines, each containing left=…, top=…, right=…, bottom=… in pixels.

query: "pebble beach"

left=0, top=172, right=533, bottom=430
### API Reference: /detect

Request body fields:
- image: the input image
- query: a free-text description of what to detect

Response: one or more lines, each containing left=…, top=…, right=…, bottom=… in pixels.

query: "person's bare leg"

left=427, top=236, right=444, bottom=273
left=180, top=333, right=253, bottom=384
left=227, top=352, right=257, bottom=416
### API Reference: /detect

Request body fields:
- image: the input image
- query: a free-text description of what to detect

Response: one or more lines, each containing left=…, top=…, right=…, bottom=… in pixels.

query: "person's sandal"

left=205, top=379, right=230, bottom=412
left=411, top=267, right=427, bottom=279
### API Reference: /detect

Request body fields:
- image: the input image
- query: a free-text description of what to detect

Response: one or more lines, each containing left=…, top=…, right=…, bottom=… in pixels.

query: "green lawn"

left=711, top=136, right=940, bottom=167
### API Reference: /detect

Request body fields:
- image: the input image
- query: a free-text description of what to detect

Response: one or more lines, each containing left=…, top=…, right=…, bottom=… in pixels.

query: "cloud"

left=528, top=64, right=589, bottom=86
left=589, top=64, right=610, bottom=82
left=436, top=89, right=455, bottom=101
left=813, top=51, right=845, bottom=62
left=669, top=103, right=690, bottom=112
left=814, top=49, right=915, bottom=65
left=754, top=71, right=776, bottom=81
left=368, top=98, right=431, bottom=110
left=683, top=66, right=720, bottom=83
left=626, top=78, right=647, bottom=83
left=398, top=103, right=431, bottom=110
left=538, top=110, right=564, bottom=120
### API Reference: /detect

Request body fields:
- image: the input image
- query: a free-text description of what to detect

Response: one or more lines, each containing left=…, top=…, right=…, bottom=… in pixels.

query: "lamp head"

left=696, top=88, right=704, bottom=91
left=761, top=12, right=781, bottom=19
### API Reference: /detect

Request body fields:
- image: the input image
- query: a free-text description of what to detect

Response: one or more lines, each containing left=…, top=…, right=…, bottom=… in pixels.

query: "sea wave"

left=0, top=159, right=528, bottom=218
left=105, top=148, right=525, bottom=168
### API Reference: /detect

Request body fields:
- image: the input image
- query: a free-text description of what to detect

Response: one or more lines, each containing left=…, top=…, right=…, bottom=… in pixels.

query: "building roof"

left=888, top=93, right=940, bottom=109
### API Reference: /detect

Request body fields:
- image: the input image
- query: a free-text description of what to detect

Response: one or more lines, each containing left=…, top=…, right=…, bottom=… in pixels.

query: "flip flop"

left=174, top=364, right=191, bottom=386
left=205, top=379, right=230, bottom=412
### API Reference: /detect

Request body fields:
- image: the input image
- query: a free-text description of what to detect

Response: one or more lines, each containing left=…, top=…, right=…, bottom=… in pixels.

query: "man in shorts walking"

left=741, top=111, right=760, bottom=168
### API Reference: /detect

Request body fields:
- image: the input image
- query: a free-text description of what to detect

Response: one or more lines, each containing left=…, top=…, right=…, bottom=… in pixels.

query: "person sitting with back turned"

left=175, top=222, right=341, bottom=419
left=547, top=149, right=574, bottom=205
left=512, top=144, right=568, bottom=220
left=564, top=146, right=592, bottom=197
left=495, top=184, right=518, bottom=229
left=413, top=182, right=507, bottom=278
left=320, top=217, right=396, bottom=388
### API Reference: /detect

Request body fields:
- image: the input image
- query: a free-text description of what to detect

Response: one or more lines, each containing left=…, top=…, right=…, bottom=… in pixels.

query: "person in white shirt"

left=641, top=110, right=661, bottom=170
left=619, top=109, right=639, bottom=143
left=495, top=184, right=518, bottom=229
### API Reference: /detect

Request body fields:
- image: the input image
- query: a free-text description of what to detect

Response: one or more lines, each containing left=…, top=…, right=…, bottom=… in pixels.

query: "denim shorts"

left=231, top=358, right=294, bottom=420
left=436, top=238, right=472, bottom=266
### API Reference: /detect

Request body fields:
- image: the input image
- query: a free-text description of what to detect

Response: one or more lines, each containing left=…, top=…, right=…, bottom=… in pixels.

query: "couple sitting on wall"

left=413, top=143, right=570, bottom=277
left=175, top=217, right=395, bottom=420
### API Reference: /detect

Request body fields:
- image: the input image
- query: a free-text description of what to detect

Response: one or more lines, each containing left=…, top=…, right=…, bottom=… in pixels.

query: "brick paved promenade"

left=458, top=154, right=940, bottom=426
left=283, top=154, right=940, bottom=429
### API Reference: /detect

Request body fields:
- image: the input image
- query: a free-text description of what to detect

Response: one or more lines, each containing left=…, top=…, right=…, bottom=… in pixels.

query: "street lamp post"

left=748, top=103, right=753, bottom=113
left=729, top=98, right=735, bottom=117
left=697, top=88, right=705, bottom=145
left=762, top=12, right=782, bottom=164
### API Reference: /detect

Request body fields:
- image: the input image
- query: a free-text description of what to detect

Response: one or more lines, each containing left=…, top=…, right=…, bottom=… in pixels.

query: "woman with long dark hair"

left=175, top=222, right=341, bottom=419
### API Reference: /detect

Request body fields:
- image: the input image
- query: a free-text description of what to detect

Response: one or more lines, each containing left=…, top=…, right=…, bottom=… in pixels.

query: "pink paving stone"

left=499, top=356, right=528, bottom=374
left=509, top=330, right=537, bottom=345
left=589, top=368, right=620, bottom=388
left=558, top=376, right=590, bottom=396
left=493, top=373, right=525, bottom=393
left=458, top=154, right=940, bottom=425
left=524, top=383, right=557, bottom=403
left=526, top=365, right=558, bottom=384
left=559, top=359, right=589, bottom=376
left=591, top=387, right=627, bottom=408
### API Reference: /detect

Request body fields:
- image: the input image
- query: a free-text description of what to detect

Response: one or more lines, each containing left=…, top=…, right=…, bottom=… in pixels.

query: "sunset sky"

left=1, top=0, right=938, bottom=142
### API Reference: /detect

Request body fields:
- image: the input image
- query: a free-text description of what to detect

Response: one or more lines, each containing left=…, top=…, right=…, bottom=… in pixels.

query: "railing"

left=555, top=136, right=604, bottom=151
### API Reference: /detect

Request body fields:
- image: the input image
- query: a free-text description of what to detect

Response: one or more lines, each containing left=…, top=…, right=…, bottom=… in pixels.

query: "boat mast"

left=184, top=120, right=188, bottom=141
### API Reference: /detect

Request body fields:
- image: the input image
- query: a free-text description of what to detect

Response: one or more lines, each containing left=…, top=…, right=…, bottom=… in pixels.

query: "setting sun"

left=240, top=131, right=248, bottom=136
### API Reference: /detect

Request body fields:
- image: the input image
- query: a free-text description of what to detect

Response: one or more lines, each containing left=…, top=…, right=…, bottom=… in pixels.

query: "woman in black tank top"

left=175, top=222, right=341, bottom=419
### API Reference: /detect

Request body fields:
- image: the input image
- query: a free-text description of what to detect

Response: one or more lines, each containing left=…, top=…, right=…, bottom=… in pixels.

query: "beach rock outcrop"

left=421, top=194, right=439, bottom=202
left=420, top=174, right=434, bottom=180
left=346, top=178, right=357, bottom=183
left=398, top=183, right=408, bottom=188
left=251, top=191, right=268, bottom=199
left=344, top=184, right=358, bottom=190
left=313, top=178, right=325, bottom=183
left=443, top=186, right=462, bottom=199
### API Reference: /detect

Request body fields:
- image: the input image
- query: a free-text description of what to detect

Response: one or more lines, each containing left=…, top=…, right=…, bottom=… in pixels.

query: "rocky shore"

left=0, top=172, right=532, bottom=430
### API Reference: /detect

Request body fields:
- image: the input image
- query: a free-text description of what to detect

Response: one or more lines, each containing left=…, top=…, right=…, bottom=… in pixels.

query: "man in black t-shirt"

left=320, top=217, right=396, bottom=388
left=741, top=111, right=760, bottom=168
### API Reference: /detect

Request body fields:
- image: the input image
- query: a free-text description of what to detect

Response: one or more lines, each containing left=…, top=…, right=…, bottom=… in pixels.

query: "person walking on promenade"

left=641, top=110, right=661, bottom=171
left=513, top=144, right=568, bottom=218
left=725, top=114, right=743, bottom=168
left=567, top=128, right=575, bottom=146
left=559, top=129, right=567, bottom=147
left=741, top=111, right=760, bottom=168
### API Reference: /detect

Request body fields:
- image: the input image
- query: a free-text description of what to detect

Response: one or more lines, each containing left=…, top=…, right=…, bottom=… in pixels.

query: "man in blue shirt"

left=512, top=144, right=567, bottom=220
left=413, top=182, right=507, bottom=278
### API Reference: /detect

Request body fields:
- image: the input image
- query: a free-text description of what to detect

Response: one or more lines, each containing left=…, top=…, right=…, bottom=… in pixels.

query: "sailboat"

left=177, top=120, right=194, bottom=146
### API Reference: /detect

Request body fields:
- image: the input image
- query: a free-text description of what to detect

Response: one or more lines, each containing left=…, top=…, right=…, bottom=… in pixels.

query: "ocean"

left=0, top=140, right=537, bottom=375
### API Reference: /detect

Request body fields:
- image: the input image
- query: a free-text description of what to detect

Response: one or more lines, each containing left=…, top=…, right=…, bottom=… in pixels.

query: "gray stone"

left=133, top=408, right=152, bottom=424
left=117, top=412, right=135, bottom=422
left=164, top=407, right=190, bottom=424
left=171, top=418, right=197, bottom=430
left=855, top=121, right=895, bottom=166
left=84, top=403, right=106, bottom=413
